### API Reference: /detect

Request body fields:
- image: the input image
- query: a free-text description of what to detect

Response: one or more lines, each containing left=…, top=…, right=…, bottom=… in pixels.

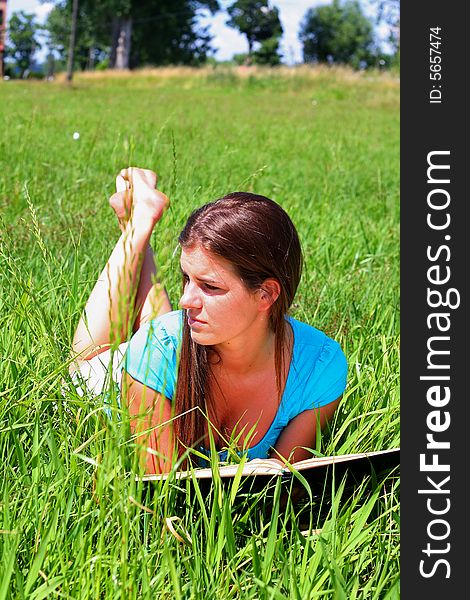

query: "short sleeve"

left=123, top=311, right=182, bottom=399
left=307, top=338, right=348, bottom=409
left=281, top=319, right=348, bottom=423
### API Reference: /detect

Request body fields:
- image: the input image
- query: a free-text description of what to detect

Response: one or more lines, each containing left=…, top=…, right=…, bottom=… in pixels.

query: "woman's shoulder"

left=289, top=317, right=347, bottom=376
left=137, top=310, right=184, bottom=344
left=126, top=310, right=183, bottom=363
left=286, top=315, right=348, bottom=405
left=124, top=310, right=183, bottom=397
left=288, top=315, right=339, bottom=352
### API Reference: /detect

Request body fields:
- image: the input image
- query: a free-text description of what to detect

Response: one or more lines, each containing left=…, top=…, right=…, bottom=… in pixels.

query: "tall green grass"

left=0, top=67, right=399, bottom=598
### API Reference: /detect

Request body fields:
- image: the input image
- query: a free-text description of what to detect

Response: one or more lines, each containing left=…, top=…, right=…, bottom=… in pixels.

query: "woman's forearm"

left=71, top=221, right=155, bottom=361
left=133, top=244, right=173, bottom=330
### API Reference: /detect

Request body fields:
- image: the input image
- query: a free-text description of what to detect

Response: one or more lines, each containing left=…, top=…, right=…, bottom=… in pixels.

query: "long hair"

left=173, top=192, right=303, bottom=457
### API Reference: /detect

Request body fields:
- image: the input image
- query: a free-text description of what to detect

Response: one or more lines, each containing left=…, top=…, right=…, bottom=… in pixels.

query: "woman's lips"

left=188, top=316, right=206, bottom=327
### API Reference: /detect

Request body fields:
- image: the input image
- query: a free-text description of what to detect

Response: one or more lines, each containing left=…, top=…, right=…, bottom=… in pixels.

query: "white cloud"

left=34, top=2, right=54, bottom=22
left=200, top=10, right=247, bottom=60
left=201, top=0, right=326, bottom=64
left=277, top=0, right=326, bottom=64
left=6, top=0, right=53, bottom=23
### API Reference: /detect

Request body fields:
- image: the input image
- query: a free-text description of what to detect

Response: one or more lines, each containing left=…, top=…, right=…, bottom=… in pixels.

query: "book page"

left=289, top=448, right=400, bottom=473
left=140, top=458, right=284, bottom=481
left=138, top=449, right=400, bottom=481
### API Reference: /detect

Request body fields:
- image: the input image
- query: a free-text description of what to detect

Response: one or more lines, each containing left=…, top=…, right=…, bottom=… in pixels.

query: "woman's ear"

left=258, top=278, right=281, bottom=311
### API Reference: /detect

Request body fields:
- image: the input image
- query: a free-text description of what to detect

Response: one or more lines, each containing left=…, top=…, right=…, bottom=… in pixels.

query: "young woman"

left=70, top=167, right=347, bottom=474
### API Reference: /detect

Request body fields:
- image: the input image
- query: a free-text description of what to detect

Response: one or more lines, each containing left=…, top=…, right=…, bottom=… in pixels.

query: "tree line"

left=3, top=0, right=399, bottom=79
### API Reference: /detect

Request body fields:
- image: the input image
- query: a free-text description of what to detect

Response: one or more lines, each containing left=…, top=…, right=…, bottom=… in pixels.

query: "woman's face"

left=179, top=245, right=264, bottom=347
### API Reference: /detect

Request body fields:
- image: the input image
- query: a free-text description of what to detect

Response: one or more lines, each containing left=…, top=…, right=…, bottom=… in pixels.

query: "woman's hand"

left=109, top=167, right=170, bottom=232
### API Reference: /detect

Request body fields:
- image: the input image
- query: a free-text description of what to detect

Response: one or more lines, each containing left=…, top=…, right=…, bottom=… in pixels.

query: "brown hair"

left=173, top=192, right=303, bottom=458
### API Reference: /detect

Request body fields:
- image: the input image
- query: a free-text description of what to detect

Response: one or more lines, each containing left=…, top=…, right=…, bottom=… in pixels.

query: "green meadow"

left=0, top=66, right=400, bottom=599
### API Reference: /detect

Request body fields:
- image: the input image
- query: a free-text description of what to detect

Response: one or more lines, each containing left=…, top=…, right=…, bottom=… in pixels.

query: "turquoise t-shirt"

left=123, top=310, right=347, bottom=460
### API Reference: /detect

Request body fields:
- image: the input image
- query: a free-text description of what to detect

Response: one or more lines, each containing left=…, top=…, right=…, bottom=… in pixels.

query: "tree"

left=299, top=0, right=376, bottom=69
left=128, top=0, right=219, bottom=68
left=44, top=1, right=114, bottom=70
left=66, top=0, right=79, bottom=80
left=372, top=0, right=399, bottom=61
left=253, top=36, right=282, bottom=66
left=42, top=0, right=219, bottom=70
left=5, top=11, right=41, bottom=77
left=226, top=0, right=282, bottom=62
left=1, top=3, right=6, bottom=78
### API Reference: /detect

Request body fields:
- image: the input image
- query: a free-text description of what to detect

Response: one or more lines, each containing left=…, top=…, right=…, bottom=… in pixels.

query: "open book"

left=140, top=447, right=400, bottom=482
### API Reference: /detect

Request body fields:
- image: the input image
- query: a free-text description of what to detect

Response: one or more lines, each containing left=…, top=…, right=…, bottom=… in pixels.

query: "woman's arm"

left=124, top=372, right=176, bottom=474
left=71, top=168, right=171, bottom=363
left=271, top=397, right=341, bottom=464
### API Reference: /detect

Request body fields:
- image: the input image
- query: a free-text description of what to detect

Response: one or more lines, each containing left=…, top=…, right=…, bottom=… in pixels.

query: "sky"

left=5, top=0, right=388, bottom=65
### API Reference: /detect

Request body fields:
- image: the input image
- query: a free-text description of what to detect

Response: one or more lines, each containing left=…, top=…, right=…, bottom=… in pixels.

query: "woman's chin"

left=189, top=330, right=213, bottom=345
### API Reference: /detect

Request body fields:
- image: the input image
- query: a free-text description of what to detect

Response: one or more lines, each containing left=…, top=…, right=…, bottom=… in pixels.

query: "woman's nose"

left=179, top=282, right=203, bottom=310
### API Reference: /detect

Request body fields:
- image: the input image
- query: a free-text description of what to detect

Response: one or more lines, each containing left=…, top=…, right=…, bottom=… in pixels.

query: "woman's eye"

left=203, top=283, right=219, bottom=292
